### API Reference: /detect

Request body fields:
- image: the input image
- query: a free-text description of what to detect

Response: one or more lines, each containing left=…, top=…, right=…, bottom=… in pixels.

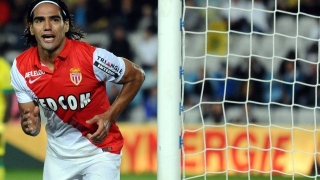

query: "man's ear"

left=64, top=20, right=70, bottom=33
left=29, top=23, right=34, bottom=35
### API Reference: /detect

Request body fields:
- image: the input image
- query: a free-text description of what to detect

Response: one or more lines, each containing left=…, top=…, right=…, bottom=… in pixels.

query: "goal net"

left=181, top=0, right=320, bottom=179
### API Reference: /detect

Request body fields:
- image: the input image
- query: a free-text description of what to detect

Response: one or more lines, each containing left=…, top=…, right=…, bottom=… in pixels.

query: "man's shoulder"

left=12, top=47, right=37, bottom=74
left=71, top=39, right=96, bottom=52
left=15, top=47, right=37, bottom=62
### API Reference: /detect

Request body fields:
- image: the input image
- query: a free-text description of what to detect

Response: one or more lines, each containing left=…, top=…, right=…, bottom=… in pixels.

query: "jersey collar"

left=57, top=38, right=72, bottom=60
left=33, top=38, right=72, bottom=69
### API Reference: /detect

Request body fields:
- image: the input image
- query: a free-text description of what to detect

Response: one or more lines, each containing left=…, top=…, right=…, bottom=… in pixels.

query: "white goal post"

left=159, top=0, right=320, bottom=180
left=157, top=1, right=182, bottom=180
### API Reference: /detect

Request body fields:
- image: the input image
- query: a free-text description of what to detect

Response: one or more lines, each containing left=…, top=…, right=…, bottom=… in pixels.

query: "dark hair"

left=22, top=0, right=85, bottom=46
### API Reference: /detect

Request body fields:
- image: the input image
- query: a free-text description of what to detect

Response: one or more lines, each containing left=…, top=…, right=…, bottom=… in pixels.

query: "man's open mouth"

left=42, top=35, right=55, bottom=42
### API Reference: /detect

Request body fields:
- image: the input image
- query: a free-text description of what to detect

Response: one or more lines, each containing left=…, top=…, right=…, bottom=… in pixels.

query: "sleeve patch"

left=94, top=61, right=119, bottom=78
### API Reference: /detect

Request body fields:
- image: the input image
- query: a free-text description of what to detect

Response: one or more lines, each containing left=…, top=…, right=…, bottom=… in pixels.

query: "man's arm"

left=108, top=58, right=145, bottom=120
left=18, top=101, right=41, bottom=136
left=86, top=58, right=145, bottom=142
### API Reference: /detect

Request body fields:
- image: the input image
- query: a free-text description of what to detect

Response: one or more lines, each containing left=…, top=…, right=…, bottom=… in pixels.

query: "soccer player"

left=0, top=54, right=14, bottom=180
left=10, top=0, right=145, bottom=180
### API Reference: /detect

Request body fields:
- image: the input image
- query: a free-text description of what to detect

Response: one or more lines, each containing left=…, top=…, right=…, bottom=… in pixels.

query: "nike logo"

left=29, top=76, right=42, bottom=84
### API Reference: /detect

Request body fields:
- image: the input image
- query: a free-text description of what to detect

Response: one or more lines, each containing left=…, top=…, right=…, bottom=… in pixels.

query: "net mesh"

left=181, top=0, right=320, bottom=179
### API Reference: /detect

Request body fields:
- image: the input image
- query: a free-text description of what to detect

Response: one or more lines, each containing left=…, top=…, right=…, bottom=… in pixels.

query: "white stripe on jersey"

left=10, top=60, right=35, bottom=103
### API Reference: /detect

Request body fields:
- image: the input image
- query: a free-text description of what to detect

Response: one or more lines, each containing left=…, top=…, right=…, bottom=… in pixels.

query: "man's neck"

left=38, top=39, right=67, bottom=71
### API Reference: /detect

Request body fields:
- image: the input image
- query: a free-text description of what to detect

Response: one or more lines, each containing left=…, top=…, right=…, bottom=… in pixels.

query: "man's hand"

left=21, top=106, right=41, bottom=136
left=86, top=115, right=112, bottom=143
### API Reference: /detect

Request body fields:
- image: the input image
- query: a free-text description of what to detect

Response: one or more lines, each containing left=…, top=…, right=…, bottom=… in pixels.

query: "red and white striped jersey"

left=10, top=39, right=126, bottom=158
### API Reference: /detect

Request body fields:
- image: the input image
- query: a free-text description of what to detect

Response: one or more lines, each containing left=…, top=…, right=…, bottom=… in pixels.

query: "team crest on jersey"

left=70, top=67, right=82, bottom=85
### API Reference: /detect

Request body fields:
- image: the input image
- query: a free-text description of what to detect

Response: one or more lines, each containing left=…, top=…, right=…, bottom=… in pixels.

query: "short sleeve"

left=92, top=48, right=126, bottom=83
left=10, top=60, right=33, bottom=103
